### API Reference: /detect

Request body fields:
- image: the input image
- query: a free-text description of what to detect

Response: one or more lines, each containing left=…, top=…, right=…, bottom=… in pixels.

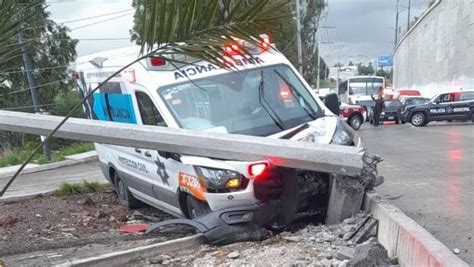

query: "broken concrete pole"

left=326, top=154, right=383, bottom=225
left=326, top=175, right=365, bottom=225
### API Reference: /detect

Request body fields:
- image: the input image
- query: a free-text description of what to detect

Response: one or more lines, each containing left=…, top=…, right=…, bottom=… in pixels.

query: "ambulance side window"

left=136, top=92, right=166, bottom=126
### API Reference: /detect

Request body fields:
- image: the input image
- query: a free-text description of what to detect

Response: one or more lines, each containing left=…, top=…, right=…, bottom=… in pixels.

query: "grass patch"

left=54, top=181, right=107, bottom=197
left=0, top=143, right=95, bottom=168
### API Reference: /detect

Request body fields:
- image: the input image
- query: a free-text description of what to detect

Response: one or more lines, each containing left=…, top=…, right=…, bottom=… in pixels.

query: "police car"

left=400, top=90, right=474, bottom=127
left=74, top=35, right=362, bottom=228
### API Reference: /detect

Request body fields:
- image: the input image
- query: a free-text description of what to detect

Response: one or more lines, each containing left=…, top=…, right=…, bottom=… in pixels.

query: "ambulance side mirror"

left=325, top=93, right=340, bottom=115
left=158, top=151, right=181, bottom=162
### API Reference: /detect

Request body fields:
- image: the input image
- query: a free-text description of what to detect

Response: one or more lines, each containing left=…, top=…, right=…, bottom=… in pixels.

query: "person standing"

left=371, top=94, right=385, bottom=127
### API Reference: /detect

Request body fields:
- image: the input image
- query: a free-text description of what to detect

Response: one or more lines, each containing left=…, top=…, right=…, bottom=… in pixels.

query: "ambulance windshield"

left=158, top=64, right=322, bottom=136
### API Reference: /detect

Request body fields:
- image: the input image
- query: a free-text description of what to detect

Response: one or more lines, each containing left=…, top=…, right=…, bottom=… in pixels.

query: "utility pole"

left=407, top=0, right=411, bottom=32
left=18, top=28, right=51, bottom=160
left=395, top=0, right=399, bottom=47
left=317, top=26, right=335, bottom=91
left=295, top=0, right=303, bottom=74
left=316, top=34, right=321, bottom=91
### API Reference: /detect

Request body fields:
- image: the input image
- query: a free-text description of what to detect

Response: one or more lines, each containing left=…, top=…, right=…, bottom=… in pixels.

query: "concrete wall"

left=393, top=0, right=474, bottom=98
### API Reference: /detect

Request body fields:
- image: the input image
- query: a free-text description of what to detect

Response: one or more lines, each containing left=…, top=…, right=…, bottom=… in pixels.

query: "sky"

left=47, top=0, right=429, bottom=66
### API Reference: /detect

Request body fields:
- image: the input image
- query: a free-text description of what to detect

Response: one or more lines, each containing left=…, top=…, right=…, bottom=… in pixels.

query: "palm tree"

left=0, top=0, right=291, bottom=196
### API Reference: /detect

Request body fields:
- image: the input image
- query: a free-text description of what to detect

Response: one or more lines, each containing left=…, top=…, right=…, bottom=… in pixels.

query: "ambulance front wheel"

left=186, top=195, right=211, bottom=219
left=116, top=175, right=143, bottom=209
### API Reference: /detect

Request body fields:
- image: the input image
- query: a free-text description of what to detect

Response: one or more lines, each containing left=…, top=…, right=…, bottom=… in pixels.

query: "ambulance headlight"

left=194, top=166, right=242, bottom=188
left=331, top=120, right=355, bottom=146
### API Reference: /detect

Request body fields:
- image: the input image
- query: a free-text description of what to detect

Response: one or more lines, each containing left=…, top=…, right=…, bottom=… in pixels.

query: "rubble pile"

left=141, top=212, right=397, bottom=266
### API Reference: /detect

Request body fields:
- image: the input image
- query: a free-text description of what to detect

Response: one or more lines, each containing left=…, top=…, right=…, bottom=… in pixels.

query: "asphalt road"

left=358, top=121, right=474, bottom=264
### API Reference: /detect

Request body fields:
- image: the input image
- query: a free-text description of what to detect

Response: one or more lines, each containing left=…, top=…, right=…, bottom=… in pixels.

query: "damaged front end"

left=146, top=152, right=383, bottom=245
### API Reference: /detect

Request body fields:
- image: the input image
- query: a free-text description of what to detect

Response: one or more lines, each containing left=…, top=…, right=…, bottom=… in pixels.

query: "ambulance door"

left=133, top=89, right=185, bottom=215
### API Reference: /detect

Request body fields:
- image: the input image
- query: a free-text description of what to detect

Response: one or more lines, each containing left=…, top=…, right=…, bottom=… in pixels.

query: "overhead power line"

left=70, top=12, right=133, bottom=31
left=25, top=9, right=134, bottom=31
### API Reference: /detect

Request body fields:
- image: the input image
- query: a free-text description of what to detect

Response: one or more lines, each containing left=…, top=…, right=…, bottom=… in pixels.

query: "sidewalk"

left=0, top=151, right=105, bottom=201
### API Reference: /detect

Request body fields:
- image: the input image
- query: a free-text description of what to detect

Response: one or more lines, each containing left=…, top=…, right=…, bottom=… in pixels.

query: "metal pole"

left=395, top=0, right=399, bottom=47
left=18, top=28, right=51, bottom=160
left=316, top=33, right=321, bottom=91
left=407, top=0, right=411, bottom=32
left=295, top=0, right=303, bottom=74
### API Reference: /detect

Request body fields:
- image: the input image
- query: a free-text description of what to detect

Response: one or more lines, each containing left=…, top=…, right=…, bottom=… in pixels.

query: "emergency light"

left=248, top=162, right=269, bottom=177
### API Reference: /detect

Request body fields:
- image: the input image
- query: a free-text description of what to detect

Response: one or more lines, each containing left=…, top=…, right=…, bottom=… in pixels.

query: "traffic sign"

left=378, top=56, right=393, bottom=67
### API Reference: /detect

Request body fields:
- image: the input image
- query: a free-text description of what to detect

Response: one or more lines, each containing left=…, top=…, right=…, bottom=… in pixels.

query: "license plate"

left=388, top=116, right=394, bottom=120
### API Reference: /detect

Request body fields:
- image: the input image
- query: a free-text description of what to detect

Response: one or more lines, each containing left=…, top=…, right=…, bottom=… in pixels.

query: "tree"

left=0, top=0, right=77, bottom=151
left=348, top=61, right=354, bottom=66
left=357, top=62, right=375, bottom=75
left=376, top=69, right=386, bottom=77
left=130, top=0, right=328, bottom=86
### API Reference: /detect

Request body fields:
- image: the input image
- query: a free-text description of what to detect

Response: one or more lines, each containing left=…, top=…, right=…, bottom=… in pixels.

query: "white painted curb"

left=364, top=191, right=469, bottom=267
left=54, top=235, right=204, bottom=267
left=0, top=151, right=97, bottom=179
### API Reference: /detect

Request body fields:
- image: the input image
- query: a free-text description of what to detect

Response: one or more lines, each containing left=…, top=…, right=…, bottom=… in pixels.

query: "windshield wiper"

left=273, top=70, right=318, bottom=120
left=258, top=69, right=285, bottom=130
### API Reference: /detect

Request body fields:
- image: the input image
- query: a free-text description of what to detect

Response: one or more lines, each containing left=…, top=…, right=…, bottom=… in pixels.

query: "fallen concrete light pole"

left=0, top=110, right=382, bottom=224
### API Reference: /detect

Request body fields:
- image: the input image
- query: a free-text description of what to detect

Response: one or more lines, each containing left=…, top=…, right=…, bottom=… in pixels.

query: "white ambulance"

left=75, top=36, right=362, bottom=227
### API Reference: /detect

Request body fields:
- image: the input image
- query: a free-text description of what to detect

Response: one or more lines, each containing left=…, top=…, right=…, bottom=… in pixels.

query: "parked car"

left=397, top=96, right=430, bottom=123
left=318, top=95, right=365, bottom=130
left=369, top=100, right=402, bottom=124
left=339, top=103, right=366, bottom=130
left=395, top=89, right=421, bottom=99
left=75, top=36, right=363, bottom=229
left=400, top=90, right=474, bottom=127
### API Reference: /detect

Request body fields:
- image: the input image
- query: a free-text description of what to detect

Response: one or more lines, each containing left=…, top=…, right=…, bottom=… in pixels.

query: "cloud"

left=47, top=0, right=134, bottom=57
left=319, top=0, right=428, bottom=67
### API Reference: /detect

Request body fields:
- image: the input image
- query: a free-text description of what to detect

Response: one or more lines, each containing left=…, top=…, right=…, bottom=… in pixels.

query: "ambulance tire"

left=116, top=175, right=143, bottom=209
left=186, top=195, right=211, bottom=219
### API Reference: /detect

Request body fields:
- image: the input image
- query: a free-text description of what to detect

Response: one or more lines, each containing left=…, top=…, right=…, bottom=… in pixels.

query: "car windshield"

left=385, top=101, right=401, bottom=107
left=403, top=98, right=428, bottom=105
left=158, top=64, right=322, bottom=136
left=348, top=78, right=384, bottom=96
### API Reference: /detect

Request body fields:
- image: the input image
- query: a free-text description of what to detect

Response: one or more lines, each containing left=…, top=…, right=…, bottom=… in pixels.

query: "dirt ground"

left=0, top=187, right=194, bottom=257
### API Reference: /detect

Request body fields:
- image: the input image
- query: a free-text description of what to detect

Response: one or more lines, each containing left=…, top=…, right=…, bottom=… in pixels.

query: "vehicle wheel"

left=349, top=115, right=362, bottom=130
left=471, top=113, right=474, bottom=122
left=186, top=195, right=211, bottom=219
left=401, top=120, right=406, bottom=124
left=410, top=112, right=426, bottom=127
left=116, top=176, right=142, bottom=209
left=395, top=118, right=399, bottom=124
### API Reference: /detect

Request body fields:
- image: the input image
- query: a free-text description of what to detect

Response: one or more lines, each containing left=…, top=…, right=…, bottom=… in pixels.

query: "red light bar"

left=150, top=57, right=166, bottom=66
left=260, top=34, right=271, bottom=51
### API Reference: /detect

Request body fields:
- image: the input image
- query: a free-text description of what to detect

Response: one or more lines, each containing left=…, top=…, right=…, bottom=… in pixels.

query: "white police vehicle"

left=74, top=36, right=362, bottom=227
left=400, top=90, right=474, bottom=127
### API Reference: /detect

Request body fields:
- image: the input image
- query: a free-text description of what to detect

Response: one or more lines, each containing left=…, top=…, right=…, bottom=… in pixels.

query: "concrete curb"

left=0, top=151, right=97, bottom=179
left=54, top=235, right=205, bottom=267
left=0, top=190, right=55, bottom=204
left=363, top=191, right=469, bottom=267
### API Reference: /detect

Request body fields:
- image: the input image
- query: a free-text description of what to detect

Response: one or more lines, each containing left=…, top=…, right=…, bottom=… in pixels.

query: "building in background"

left=393, top=0, right=474, bottom=97
left=329, top=66, right=358, bottom=82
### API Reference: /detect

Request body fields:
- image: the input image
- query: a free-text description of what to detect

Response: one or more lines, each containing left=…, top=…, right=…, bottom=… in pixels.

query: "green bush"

left=54, top=181, right=107, bottom=197
left=52, top=91, right=86, bottom=118
left=0, top=142, right=95, bottom=167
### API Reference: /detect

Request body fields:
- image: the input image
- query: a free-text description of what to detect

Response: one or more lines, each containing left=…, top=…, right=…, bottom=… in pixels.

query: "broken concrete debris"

left=138, top=212, right=392, bottom=266
left=227, top=251, right=240, bottom=259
